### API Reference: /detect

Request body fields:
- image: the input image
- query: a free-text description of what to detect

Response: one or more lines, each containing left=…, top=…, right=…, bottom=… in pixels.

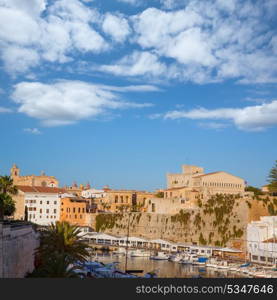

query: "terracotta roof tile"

left=17, top=185, right=66, bottom=194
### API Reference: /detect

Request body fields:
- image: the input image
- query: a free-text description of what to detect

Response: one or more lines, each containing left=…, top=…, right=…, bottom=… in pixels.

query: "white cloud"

left=23, top=128, right=42, bottom=135
left=198, top=122, right=229, bottom=130
left=0, top=0, right=46, bottom=17
left=0, top=107, right=11, bottom=113
left=98, top=51, right=167, bottom=77
left=95, top=84, right=161, bottom=92
left=102, top=13, right=131, bottom=43
left=11, top=80, right=154, bottom=126
left=1, top=46, right=40, bottom=75
left=0, top=0, right=276, bottom=85
left=127, top=2, right=277, bottom=84
left=0, top=0, right=109, bottom=75
left=164, top=100, right=277, bottom=131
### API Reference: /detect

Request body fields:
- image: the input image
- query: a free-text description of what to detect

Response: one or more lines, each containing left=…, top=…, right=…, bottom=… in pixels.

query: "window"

left=40, top=201, right=42, bottom=204
left=40, top=209, right=42, bottom=213
left=260, top=256, right=266, bottom=262
left=47, top=201, right=49, bottom=205
left=73, top=208, right=76, bottom=213
left=252, top=255, right=258, bottom=260
left=46, top=209, right=49, bottom=213
left=75, top=214, right=77, bottom=219
left=78, top=208, right=80, bottom=213
left=53, top=209, right=56, bottom=214
left=54, top=201, right=57, bottom=205
left=82, top=208, right=85, bottom=213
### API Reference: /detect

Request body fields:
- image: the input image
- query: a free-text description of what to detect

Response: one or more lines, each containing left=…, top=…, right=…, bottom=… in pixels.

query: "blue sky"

left=0, top=0, right=276, bottom=191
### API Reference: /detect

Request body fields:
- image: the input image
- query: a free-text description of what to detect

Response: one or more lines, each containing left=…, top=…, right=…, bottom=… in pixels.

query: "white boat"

left=113, top=247, right=126, bottom=255
left=129, top=249, right=151, bottom=257
left=180, top=254, right=198, bottom=265
left=216, top=261, right=230, bottom=269
left=169, top=253, right=184, bottom=262
left=150, top=251, right=170, bottom=260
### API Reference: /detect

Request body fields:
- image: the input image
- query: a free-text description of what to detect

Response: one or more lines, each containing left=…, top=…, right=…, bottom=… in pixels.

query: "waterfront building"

left=146, top=197, right=196, bottom=214
left=15, top=186, right=66, bottom=225
left=10, top=164, right=58, bottom=187
left=60, top=197, right=91, bottom=227
left=96, top=189, right=154, bottom=213
left=81, top=188, right=107, bottom=199
left=64, top=182, right=92, bottom=197
left=82, top=232, right=241, bottom=257
left=247, top=216, right=277, bottom=266
left=167, top=165, right=245, bottom=196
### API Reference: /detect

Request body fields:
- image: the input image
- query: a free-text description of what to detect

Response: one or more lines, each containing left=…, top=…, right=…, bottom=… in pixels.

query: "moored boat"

left=150, top=251, right=170, bottom=260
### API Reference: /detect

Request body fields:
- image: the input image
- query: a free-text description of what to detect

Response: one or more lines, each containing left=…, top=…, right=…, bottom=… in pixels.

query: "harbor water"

left=91, top=252, right=249, bottom=278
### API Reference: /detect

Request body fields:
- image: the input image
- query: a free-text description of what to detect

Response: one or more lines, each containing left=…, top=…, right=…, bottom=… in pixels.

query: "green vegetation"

left=95, top=213, right=123, bottom=232
left=170, top=194, right=245, bottom=247
left=199, top=233, right=207, bottom=245
left=245, top=186, right=264, bottom=196
left=246, top=200, right=252, bottom=208
left=27, top=222, right=90, bottom=277
left=268, top=160, right=277, bottom=194
left=155, top=191, right=164, bottom=198
left=171, top=209, right=191, bottom=226
left=0, top=175, right=18, bottom=220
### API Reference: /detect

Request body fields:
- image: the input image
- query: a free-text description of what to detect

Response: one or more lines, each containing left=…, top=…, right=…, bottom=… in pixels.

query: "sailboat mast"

left=124, top=211, right=131, bottom=272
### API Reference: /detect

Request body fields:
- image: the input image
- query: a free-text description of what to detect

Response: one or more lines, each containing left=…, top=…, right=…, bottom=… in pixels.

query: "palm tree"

left=33, top=221, right=90, bottom=277
left=0, top=175, right=18, bottom=220
left=27, top=254, right=82, bottom=278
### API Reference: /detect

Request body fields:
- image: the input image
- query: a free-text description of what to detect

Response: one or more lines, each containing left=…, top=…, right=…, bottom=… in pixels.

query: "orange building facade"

left=60, top=197, right=90, bottom=226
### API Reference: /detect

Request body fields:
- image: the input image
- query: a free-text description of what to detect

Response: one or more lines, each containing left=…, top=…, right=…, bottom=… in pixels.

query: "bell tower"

left=11, top=164, right=20, bottom=179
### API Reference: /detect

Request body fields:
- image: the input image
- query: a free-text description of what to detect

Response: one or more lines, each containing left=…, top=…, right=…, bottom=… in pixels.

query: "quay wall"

left=0, top=223, right=39, bottom=278
left=92, top=196, right=277, bottom=254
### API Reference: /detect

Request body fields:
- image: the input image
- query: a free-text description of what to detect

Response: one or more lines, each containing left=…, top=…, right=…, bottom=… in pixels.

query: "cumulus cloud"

left=0, top=0, right=109, bottom=75
left=11, top=80, right=155, bottom=126
left=102, top=13, right=131, bottom=43
left=98, top=51, right=167, bottom=77
left=23, top=128, right=42, bottom=135
left=124, top=1, right=277, bottom=83
left=164, top=100, right=277, bottom=131
left=1, top=46, right=40, bottom=75
left=0, top=0, right=276, bottom=84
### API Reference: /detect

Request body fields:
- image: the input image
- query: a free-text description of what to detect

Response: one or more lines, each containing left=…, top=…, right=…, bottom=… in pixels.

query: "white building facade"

left=18, top=186, right=66, bottom=226
left=247, top=216, right=277, bottom=266
left=81, top=188, right=106, bottom=199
